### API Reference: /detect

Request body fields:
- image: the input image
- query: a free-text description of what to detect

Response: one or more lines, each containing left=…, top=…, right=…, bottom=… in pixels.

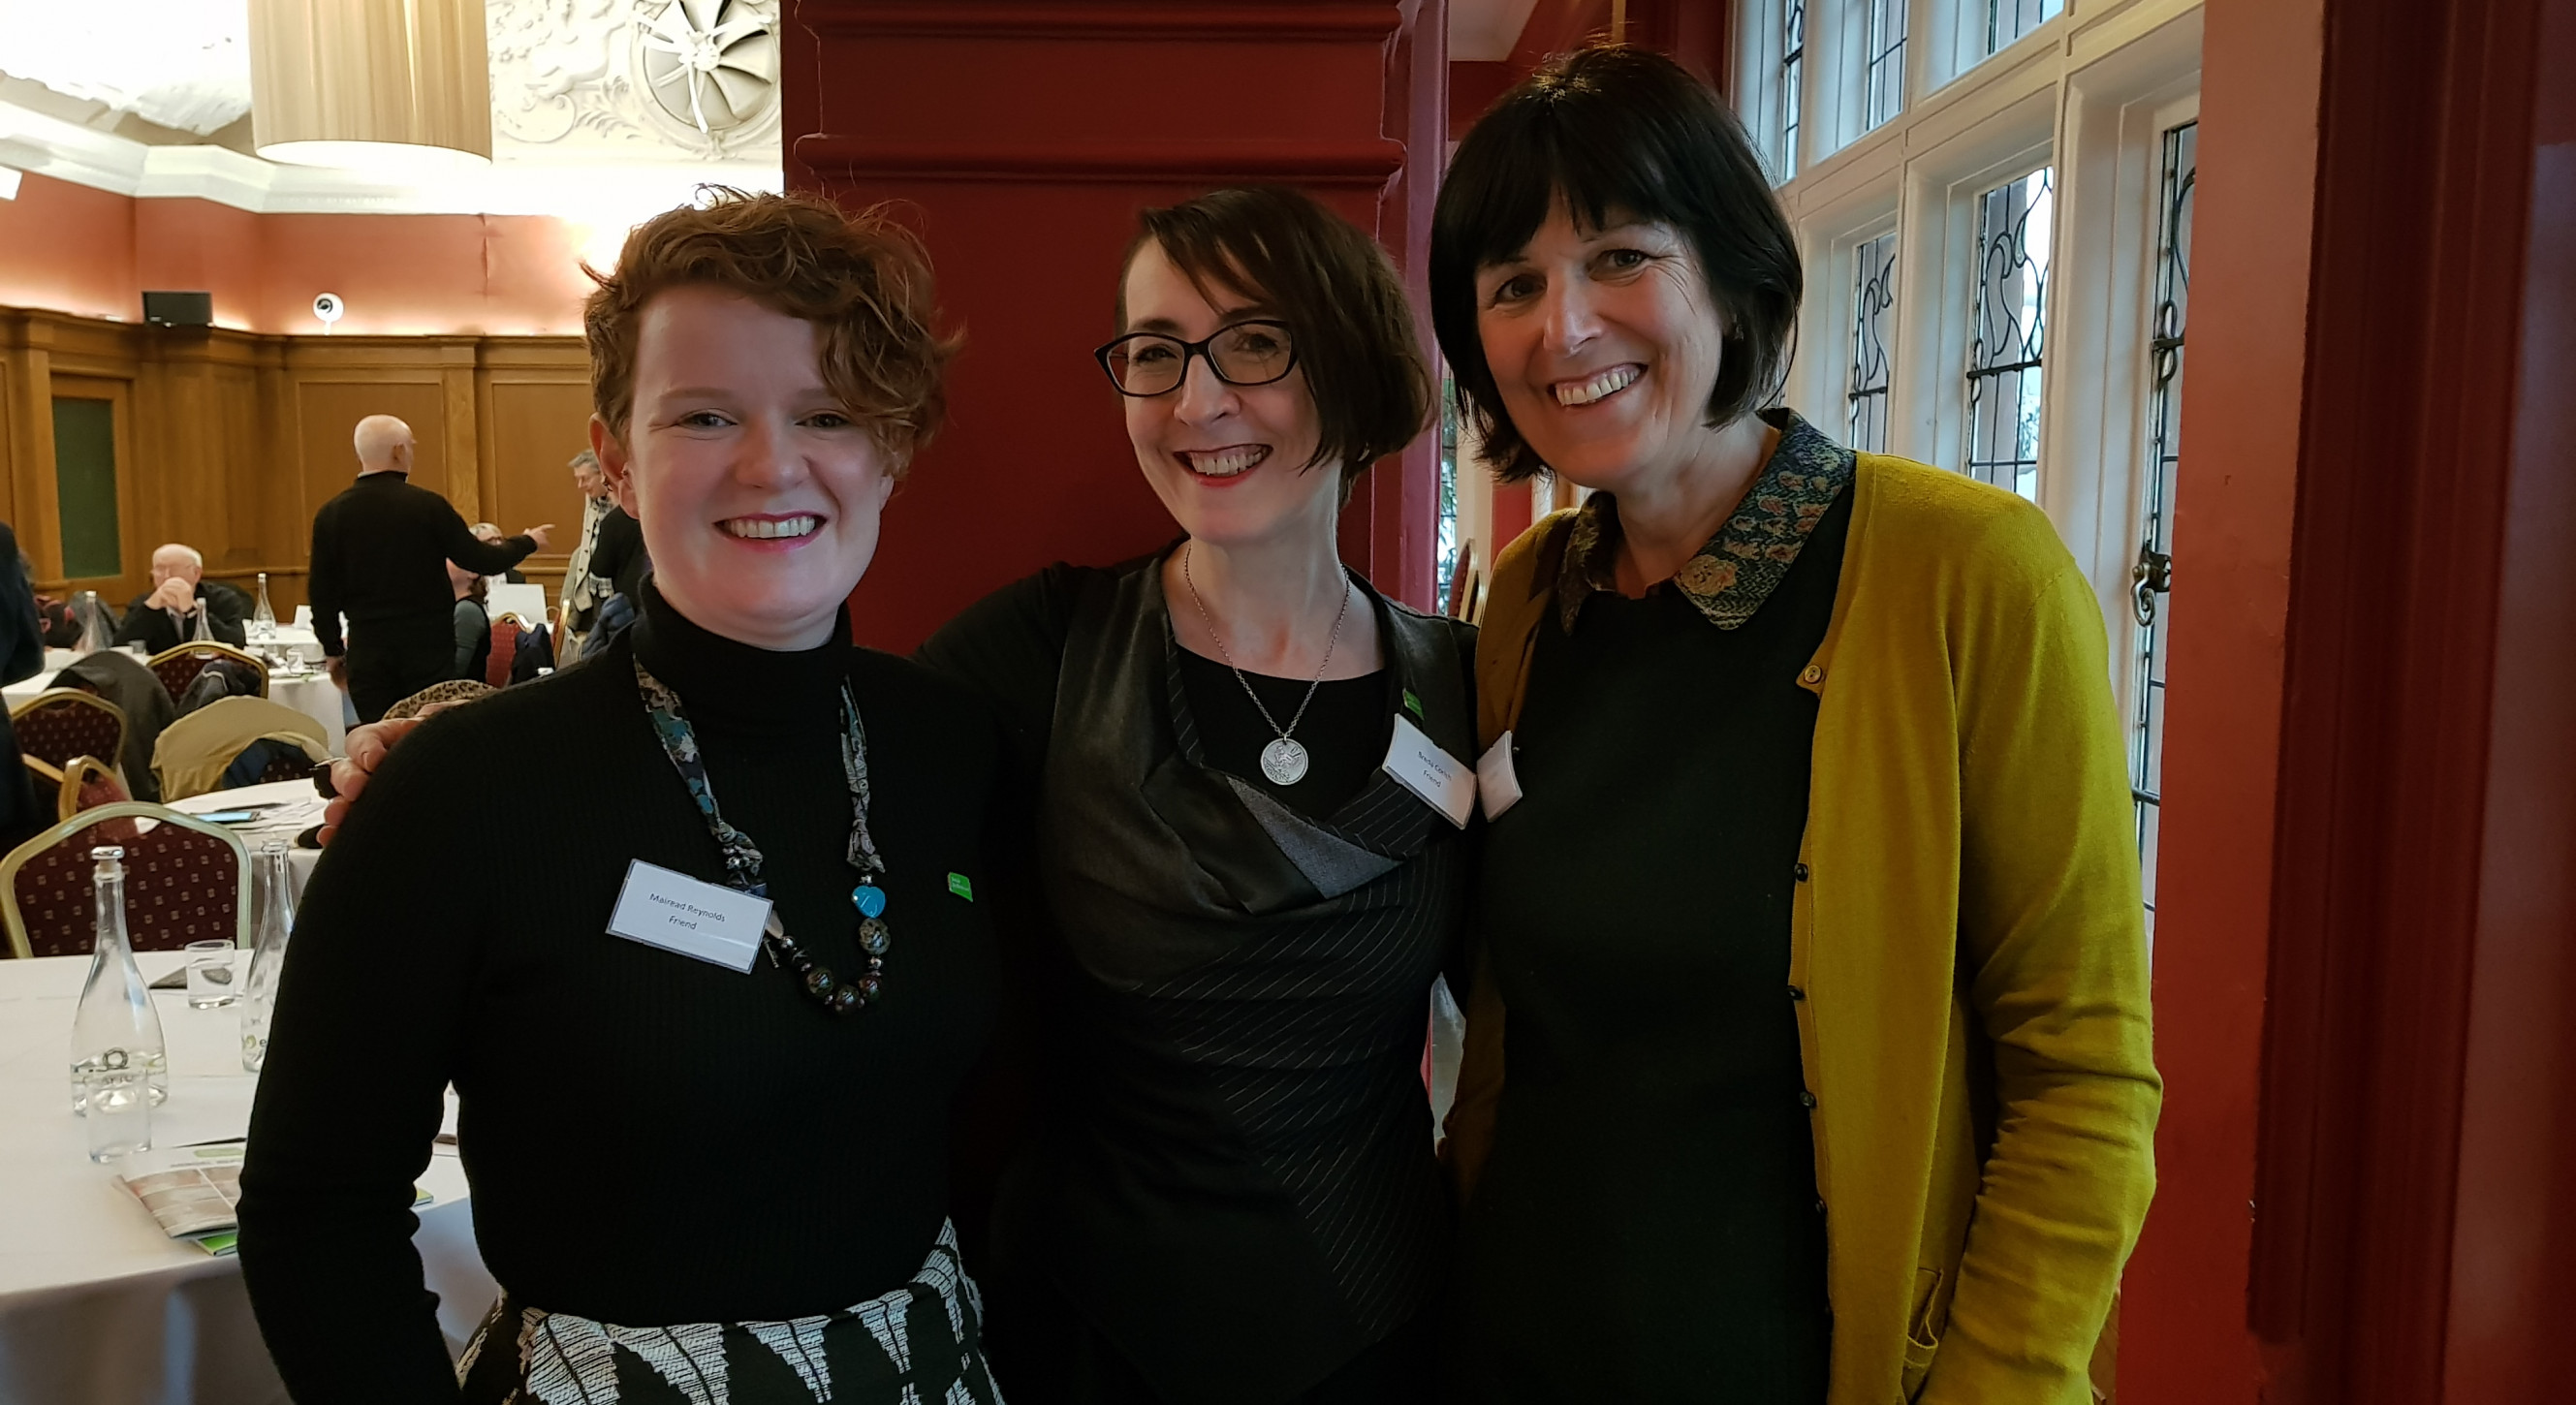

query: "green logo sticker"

left=1402, top=689, right=1425, bottom=719
left=947, top=872, right=974, bottom=901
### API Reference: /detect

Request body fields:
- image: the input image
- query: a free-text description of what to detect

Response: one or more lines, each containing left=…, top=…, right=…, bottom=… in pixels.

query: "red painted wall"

left=786, top=1, right=1448, bottom=652
left=0, top=172, right=139, bottom=322
left=0, top=171, right=592, bottom=334
left=2112, top=0, right=2322, bottom=1397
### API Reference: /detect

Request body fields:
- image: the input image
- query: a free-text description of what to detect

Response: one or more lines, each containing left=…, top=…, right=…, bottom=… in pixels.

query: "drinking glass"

left=184, top=940, right=238, bottom=1009
left=83, top=1068, right=152, bottom=1162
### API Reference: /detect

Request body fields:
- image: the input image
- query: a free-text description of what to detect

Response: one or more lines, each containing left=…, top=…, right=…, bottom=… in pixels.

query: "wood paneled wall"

left=0, top=305, right=593, bottom=616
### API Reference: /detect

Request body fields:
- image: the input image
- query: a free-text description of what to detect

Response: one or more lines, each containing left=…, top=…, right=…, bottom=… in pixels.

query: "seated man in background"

left=113, top=543, right=248, bottom=653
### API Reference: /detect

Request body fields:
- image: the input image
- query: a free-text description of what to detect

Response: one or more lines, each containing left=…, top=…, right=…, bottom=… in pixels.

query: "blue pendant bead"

left=853, top=883, right=887, bottom=919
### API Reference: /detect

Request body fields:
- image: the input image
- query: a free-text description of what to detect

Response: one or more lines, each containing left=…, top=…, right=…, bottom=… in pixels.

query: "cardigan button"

left=1787, top=984, right=1806, bottom=1002
left=1799, top=663, right=1825, bottom=686
left=1793, top=861, right=1810, bottom=882
left=1799, top=1090, right=1819, bottom=1109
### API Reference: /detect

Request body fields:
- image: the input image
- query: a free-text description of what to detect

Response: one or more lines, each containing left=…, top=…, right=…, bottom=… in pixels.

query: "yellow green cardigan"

left=1442, top=454, right=2160, bottom=1404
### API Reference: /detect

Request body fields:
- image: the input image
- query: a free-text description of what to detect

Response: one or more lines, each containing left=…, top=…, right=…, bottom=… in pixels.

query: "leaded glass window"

left=1847, top=231, right=1897, bottom=453
left=1864, top=0, right=1906, bottom=132
left=1780, top=0, right=1806, bottom=178
left=1436, top=373, right=1460, bottom=600
left=1987, top=0, right=2063, bottom=54
left=2131, top=121, right=2194, bottom=941
left=1964, top=167, right=2053, bottom=500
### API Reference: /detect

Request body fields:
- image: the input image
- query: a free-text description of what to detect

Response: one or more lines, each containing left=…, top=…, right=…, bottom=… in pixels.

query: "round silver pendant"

left=1260, top=736, right=1310, bottom=785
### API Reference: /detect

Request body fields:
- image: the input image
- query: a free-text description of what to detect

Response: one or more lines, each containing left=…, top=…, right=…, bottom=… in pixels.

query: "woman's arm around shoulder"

left=913, top=563, right=1109, bottom=776
left=236, top=707, right=517, bottom=1403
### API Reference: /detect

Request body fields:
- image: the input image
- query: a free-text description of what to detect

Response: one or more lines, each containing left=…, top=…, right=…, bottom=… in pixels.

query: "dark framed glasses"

left=1094, top=320, right=1298, bottom=397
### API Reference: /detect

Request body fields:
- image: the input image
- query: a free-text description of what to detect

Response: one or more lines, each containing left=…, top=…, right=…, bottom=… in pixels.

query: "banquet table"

left=168, top=781, right=327, bottom=897
left=0, top=951, right=491, bottom=1405
left=3, top=659, right=351, bottom=757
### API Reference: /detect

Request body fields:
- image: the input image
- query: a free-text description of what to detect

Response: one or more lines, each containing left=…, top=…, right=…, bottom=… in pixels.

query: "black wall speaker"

left=142, top=291, right=213, bottom=328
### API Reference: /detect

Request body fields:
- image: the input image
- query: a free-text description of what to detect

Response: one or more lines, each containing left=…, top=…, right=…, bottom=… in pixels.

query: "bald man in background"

left=113, top=543, right=249, bottom=654
left=309, top=415, right=552, bottom=721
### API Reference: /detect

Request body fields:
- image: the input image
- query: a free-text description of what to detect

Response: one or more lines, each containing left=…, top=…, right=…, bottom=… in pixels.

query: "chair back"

left=147, top=642, right=268, bottom=702
left=56, top=755, right=134, bottom=825
left=487, top=614, right=522, bottom=689
left=11, top=689, right=130, bottom=772
left=151, top=696, right=326, bottom=802
left=0, top=803, right=248, bottom=959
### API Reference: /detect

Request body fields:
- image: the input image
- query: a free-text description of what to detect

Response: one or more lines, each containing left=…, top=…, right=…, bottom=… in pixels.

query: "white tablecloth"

left=168, top=782, right=327, bottom=897
left=0, top=952, right=491, bottom=1405
left=4, top=662, right=350, bottom=758
left=246, top=625, right=324, bottom=665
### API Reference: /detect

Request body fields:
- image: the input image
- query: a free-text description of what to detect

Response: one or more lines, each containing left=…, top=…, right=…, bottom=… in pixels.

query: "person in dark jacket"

left=111, top=543, right=248, bottom=654
left=0, top=525, right=47, bottom=850
left=306, top=415, right=551, bottom=722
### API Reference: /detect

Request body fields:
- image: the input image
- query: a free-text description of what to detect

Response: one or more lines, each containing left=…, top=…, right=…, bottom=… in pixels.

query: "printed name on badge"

left=1381, top=714, right=1475, bottom=828
left=1478, top=732, right=1524, bottom=820
left=606, top=860, right=770, bottom=972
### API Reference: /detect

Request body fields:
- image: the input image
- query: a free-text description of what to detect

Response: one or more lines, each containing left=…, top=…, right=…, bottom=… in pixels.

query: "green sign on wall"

left=51, top=397, right=119, bottom=580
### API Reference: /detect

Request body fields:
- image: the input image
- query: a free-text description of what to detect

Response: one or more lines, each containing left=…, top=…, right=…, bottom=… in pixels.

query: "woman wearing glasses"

left=917, top=186, right=1470, bottom=1404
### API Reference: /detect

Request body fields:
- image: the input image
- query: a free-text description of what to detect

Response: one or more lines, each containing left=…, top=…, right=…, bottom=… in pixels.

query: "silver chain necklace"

left=1181, top=542, right=1352, bottom=786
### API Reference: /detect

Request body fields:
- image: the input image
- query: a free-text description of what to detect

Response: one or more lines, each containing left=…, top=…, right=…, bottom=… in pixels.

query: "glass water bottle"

left=249, top=572, right=276, bottom=642
left=74, top=590, right=110, bottom=655
left=190, top=597, right=214, bottom=642
left=69, top=846, right=168, bottom=1140
left=238, top=842, right=297, bottom=1074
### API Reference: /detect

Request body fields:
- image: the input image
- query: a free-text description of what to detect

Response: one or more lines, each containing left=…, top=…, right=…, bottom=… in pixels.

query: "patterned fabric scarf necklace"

left=634, top=657, right=891, bottom=1016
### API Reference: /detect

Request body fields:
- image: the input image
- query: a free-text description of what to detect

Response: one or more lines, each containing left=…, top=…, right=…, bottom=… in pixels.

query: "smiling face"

left=1474, top=202, right=1733, bottom=496
left=1117, top=240, right=1340, bottom=551
left=592, top=285, right=897, bottom=651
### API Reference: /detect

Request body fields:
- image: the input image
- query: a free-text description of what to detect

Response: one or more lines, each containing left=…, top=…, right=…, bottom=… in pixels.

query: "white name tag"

left=606, top=860, right=769, bottom=973
left=1478, top=732, right=1524, bottom=820
left=1381, top=715, right=1475, bottom=828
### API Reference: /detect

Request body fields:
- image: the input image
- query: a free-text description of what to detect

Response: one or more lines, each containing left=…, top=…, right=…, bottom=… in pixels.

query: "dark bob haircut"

left=1118, top=186, right=1433, bottom=492
left=1429, top=45, right=1804, bottom=483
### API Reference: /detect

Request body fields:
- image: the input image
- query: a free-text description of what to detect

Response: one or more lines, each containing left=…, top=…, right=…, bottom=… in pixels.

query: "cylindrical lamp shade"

left=251, top=0, right=492, bottom=172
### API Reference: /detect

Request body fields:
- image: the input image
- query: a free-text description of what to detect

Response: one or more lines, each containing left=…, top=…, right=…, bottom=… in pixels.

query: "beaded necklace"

left=634, top=657, right=890, bottom=1015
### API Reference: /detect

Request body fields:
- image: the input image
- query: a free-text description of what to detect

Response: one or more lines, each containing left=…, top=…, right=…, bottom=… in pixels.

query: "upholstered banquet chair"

left=0, top=803, right=248, bottom=959
left=10, top=689, right=129, bottom=776
left=55, top=755, right=132, bottom=825
left=146, top=642, right=268, bottom=702
left=151, top=696, right=326, bottom=803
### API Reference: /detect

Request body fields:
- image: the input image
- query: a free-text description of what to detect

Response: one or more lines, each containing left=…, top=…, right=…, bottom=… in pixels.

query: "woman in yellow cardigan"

left=1427, top=46, right=2159, bottom=1404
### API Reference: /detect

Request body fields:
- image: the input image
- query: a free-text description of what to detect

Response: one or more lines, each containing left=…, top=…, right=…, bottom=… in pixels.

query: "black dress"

left=238, top=582, right=1006, bottom=1404
left=919, top=554, right=1475, bottom=1405
left=1452, top=412, right=1854, bottom=1403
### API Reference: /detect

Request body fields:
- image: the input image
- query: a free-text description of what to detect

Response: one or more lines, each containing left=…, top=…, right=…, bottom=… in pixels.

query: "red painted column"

left=2120, top=0, right=2572, bottom=1398
left=784, top=1, right=1448, bottom=649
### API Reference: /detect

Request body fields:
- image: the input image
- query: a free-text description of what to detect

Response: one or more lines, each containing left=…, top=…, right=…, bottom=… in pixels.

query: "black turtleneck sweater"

left=239, top=583, right=1004, bottom=1402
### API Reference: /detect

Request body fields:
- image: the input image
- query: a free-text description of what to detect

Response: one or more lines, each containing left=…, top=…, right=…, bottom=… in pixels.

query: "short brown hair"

left=1119, top=187, right=1432, bottom=490
left=584, top=189, right=960, bottom=472
left=1431, top=46, right=1803, bottom=482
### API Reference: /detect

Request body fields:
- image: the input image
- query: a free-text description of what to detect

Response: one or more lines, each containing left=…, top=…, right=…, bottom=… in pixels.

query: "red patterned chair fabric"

left=6, top=810, right=242, bottom=958
left=146, top=643, right=268, bottom=702
left=12, top=691, right=127, bottom=771
left=486, top=616, right=521, bottom=689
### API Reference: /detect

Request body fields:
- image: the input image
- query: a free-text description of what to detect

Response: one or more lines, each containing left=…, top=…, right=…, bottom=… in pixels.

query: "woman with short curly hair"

left=238, top=190, right=1006, bottom=1404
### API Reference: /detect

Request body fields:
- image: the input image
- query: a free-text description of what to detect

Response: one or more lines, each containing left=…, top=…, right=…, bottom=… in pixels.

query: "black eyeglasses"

left=1094, top=320, right=1298, bottom=397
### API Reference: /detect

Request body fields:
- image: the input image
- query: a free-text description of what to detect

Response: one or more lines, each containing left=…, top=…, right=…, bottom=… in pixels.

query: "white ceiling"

left=0, top=0, right=780, bottom=220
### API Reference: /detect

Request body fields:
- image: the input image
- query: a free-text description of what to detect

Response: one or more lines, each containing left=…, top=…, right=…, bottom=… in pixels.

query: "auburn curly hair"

left=583, top=188, right=960, bottom=472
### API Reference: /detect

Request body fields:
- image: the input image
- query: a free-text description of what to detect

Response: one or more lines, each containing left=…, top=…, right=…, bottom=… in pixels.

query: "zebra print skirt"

left=455, top=1221, right=1003, bottom=1405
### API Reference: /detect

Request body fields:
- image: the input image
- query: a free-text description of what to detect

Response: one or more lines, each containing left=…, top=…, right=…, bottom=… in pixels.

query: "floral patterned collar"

left=1556, top=408, right=1856, bottom=633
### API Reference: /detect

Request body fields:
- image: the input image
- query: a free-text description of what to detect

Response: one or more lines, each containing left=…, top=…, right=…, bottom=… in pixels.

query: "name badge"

left=606, top=860, right=769, bottom=973
left=1478, top=732, right=1524, bottom=820
left=1382, top=715, right=1474, bottom=828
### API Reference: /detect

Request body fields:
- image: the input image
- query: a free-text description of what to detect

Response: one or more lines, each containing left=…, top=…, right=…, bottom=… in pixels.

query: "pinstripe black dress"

left=917, top=555, right=1474, bottom=1405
